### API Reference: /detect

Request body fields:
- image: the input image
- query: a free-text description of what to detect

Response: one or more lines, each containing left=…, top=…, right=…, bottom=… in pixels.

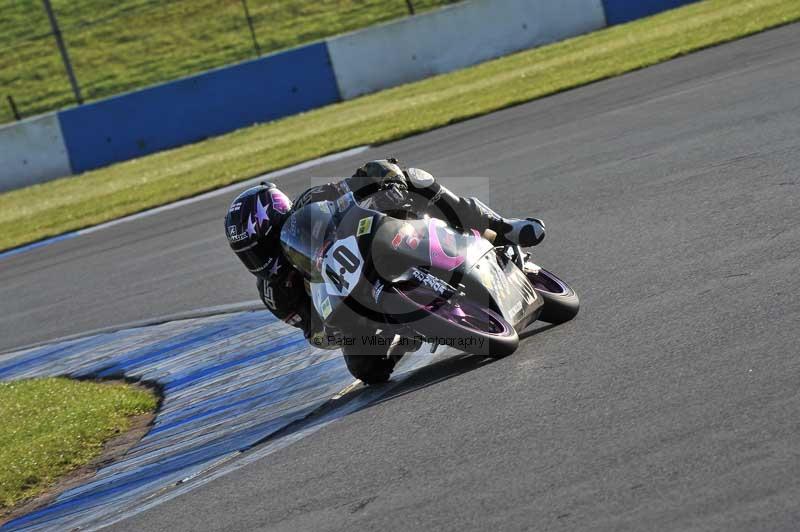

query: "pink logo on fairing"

left=270, top=190, right=291, bottom=214
left=428, top=219, right=465, bottom=271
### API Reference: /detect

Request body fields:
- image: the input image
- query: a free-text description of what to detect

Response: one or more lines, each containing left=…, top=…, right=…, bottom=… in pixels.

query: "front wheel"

left=527, top=268, right=580, bottom=324
left=391, top=286, right=519, bottom=358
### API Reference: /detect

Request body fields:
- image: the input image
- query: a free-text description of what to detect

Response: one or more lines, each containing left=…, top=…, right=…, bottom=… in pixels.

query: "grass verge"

left=1, top=0, right=799, bottom=252
left=0, top=0, right=458, bottom=124
left=0, top=378, right=157, bottom=511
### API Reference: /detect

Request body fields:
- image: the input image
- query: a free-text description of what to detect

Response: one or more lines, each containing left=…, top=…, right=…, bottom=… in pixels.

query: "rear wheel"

left=527, top=268, right=580, bottom=324
left=342, top=330, right=397, bottom=385
left=342, top=352, right=395, bottom=385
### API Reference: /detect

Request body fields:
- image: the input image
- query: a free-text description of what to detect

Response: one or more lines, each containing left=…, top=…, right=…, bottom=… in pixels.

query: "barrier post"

left=6, top=95, right=21, bottom=121
left=42, top=0, right=83, bottom=105
left=240, top=0, right=261, bottom=57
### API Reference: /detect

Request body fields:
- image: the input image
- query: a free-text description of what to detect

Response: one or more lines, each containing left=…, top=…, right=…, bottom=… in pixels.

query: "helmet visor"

left=236, top=238, right=280, bottom=276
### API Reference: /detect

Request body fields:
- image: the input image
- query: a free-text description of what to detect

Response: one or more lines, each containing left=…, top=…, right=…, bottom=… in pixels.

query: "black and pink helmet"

left=225, top=182, right=292, bottom=277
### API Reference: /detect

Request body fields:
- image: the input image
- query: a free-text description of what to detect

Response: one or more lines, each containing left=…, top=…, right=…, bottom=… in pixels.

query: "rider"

left=224, top=159, right=545, bottom=347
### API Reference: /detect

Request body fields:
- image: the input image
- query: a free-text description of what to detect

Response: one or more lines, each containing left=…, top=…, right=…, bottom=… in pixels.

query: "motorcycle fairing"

left=285, top=196, right=541, bottom=334
left=468, top=251, right=542, bottom=330
left=372, top=216, right=542, bottom=331
left=371, top=216, right=492, bottom=284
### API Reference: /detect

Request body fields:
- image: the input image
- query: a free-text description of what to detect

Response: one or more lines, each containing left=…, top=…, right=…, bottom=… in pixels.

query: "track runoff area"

left=1, top=23, right=799, bottom=532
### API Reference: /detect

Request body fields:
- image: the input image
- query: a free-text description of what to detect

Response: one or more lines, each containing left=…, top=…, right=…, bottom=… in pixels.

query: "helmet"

left=352, top=158, right=404, bottom=181
left=225, top=182, right=292, bottom=277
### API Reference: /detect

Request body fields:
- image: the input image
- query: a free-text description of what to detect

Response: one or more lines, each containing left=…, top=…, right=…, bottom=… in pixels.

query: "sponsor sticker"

left=320, top=297, right=332, bottom=319
left=412, top=269, right=451, bottom=295
left=372, top=281, right=385, bottom=303
left=356, top=216, right=373, bottom=237
left=262, top=286, right=277, bottom=310
left=228, top=202, right=242, bottom=212
left=391, top=233, right=403, bottom=250
left=318, top=202, right=331, bottom=214
left=336, top=194, right=352, bottom=212
left=227, top=225, right=248, bottom=242
left=392, top=224, right=420, bottom=250
left=509, top=269, right=537, bottom=304
left=510, top=300, right=523, bottom=318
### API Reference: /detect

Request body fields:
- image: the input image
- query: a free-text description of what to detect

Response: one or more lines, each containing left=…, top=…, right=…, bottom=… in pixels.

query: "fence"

left=0, top=0, right=459, bottom=125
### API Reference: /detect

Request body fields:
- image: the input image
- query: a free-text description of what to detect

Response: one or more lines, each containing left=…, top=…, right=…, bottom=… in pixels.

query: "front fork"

left=503, top=244, right=541, bottom=275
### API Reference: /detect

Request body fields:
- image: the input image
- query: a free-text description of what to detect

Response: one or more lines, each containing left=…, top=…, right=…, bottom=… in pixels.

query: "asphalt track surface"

left=2, top=23, right=799, bottom=532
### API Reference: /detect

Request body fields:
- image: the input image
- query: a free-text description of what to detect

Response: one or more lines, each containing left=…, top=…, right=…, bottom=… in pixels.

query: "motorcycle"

left=280, top=191, right=579, bottom=384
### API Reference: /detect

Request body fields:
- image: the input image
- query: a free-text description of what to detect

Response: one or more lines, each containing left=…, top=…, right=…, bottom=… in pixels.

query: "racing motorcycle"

left=280, top=191, right=579, bottom=384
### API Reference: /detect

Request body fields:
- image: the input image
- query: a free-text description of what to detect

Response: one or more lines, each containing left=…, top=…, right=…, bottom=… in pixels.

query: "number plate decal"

left=322, top=236, right=363, bottom=297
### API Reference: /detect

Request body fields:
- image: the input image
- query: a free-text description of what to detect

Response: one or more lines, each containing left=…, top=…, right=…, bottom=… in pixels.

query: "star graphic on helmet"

left=246, top=215, right=257, bottom=236
left=255, top=197, right=269, bottom=226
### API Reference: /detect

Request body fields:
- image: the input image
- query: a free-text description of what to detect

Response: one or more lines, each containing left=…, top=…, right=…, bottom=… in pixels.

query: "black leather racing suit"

left=257, top=166, right=508, bottom=346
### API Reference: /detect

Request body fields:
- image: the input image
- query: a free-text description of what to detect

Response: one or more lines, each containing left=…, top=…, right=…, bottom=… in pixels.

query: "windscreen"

left=279, top=200, right=337, bottom=281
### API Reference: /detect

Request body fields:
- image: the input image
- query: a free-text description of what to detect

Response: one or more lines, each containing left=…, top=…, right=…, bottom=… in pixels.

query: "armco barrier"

left=602, top=0, right=699, bottom=25
left=58, top=42, right=340, bottom=174
left=0, top=113, right=71, bottom=192
left=327, top=0, right=607, bottom=100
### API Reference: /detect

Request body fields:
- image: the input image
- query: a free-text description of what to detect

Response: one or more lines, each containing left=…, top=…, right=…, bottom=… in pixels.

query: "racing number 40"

left=325, top=245, right=360, bottom=293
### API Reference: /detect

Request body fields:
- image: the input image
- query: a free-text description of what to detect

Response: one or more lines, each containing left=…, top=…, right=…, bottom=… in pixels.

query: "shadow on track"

left=352, top=321, right=560, bottom=410
left=519, top=322, right=558, bottom=340
left=248, top=320, right=560, bottom=453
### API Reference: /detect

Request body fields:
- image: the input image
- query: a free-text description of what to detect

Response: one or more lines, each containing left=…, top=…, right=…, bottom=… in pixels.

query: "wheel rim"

left=528, top=269, right=570, bottom=295
left=397, top=285, right=511, bottom=336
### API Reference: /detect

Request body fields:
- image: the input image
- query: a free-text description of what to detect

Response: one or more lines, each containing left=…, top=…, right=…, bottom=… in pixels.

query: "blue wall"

left=602, top=0, right=699, bottom=25
left=58, top=42, right=339, bottom=173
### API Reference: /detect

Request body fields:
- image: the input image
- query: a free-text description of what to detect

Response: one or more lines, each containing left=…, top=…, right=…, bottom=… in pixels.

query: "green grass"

left=0, top=378, right=157, bottom=510
left=0, top=0, right=459, bottom=124
left=1, top=0, right=799, bottom=252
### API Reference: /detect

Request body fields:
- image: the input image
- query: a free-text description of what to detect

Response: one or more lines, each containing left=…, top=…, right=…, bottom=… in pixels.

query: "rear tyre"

left=527, top=269, right=580, bottom=324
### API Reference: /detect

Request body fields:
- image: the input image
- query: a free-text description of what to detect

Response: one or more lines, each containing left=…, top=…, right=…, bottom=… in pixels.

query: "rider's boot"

left=497, top=217, right=546, bottom=247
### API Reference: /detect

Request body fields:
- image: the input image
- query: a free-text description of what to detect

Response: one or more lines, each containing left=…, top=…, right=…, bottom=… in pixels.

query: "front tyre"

left=527, top=268, right=580, bottom=324
left=391, top=286, right=519, bottom=358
